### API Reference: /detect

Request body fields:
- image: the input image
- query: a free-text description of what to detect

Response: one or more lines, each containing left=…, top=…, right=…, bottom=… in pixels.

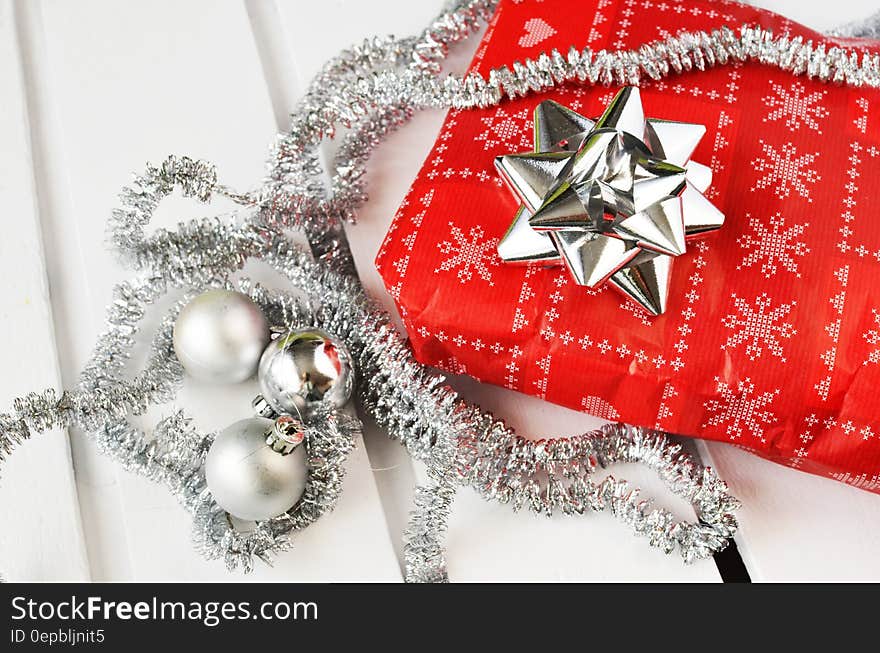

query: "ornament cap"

left=252, top=394, right=278, bottom=419
left=266, top=415, right=306, bottom=455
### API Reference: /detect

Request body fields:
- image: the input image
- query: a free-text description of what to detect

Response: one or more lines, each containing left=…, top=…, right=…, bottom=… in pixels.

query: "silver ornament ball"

left=258, top=328, right=354, bottom=416
left=205, top=417, right=307, bottom=522
left=173, top=289, right=270, bottom=383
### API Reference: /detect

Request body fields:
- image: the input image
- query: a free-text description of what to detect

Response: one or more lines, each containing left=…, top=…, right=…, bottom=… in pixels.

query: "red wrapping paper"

left=376, top=0, right=880, bottom=491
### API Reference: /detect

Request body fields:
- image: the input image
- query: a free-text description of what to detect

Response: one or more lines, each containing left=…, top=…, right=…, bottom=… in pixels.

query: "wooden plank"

left=15, top=0, right=135, bottom=583
left=274, top=0, right=722, bottom=581
left=31, top=0, right=401, bottom=581
left=698, top=442, right=880, bottom=581
left=0, top=0, right=90, bottom=581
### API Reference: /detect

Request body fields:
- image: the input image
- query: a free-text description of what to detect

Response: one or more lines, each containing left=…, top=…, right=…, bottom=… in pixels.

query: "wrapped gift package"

left=375, top=0, right=880, bottom=491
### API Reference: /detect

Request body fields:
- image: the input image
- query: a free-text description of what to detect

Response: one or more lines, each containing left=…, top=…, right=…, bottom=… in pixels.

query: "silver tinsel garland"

left=3, top=190, right=740, bottom=577
left=2, top=0, right=877, bottom=581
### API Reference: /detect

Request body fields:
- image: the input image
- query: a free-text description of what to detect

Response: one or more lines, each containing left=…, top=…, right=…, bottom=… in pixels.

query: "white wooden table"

left=2, top=0, right=880, bottom=582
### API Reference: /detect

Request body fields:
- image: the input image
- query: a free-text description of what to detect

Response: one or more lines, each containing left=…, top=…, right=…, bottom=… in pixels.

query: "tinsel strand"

left=831, top=10, right=880, bottom=39
left=259, top=18, right=880, bottom=283
left=90, top=278, right=359, bottom=571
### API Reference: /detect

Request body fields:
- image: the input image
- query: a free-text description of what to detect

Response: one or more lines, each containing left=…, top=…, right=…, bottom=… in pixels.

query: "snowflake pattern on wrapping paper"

left=751, top=140, right=821, bottom=202
left=854, top=97, right=869, bottom=134
left=620, top=298, right=655, bottom=326
left=588, top=0, right=612, bottom=45
left=721, top=293, right=797, bottom=362
left=655, top=383, right=679, bottom=428
left=474, top=107, right=532, bottom=151
left=815, top=265, right=849, bottom=400
left=703, top=377, right=780, bottom=442
left=736, top=212, right=810, bottom=278
left=841, top=144, right=880, bottom=255
left=533, top=353, right=552, bottom=398
left=862, top=309, right=880, bottom=365
left=830, top=472, right=880, bottom=492
left=581, top=395, right=620, bottom=420
left=438, top=355, right=468, bottom=376
left=762, top=81, right=829, bottom=133
left=434, top=221, right=499, bottom=286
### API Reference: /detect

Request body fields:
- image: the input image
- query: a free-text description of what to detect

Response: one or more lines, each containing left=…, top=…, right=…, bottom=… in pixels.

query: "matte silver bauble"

left=204, top=417, right=307, bottom=521
left=173, top=289, right=270, bottom=383
left=258, top=328, right=354, bottom=416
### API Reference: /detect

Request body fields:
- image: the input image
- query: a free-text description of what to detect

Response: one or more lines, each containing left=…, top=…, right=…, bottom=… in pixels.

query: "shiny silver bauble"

left=257, top=328, right=354, bottom=416
left=204, top=417, right=307, bottom=521
left=173, top=289, right=269, bottom=383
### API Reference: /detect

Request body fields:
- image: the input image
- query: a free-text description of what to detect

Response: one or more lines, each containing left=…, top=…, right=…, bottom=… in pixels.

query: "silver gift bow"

left=496, top=87, right=724, bottom=315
